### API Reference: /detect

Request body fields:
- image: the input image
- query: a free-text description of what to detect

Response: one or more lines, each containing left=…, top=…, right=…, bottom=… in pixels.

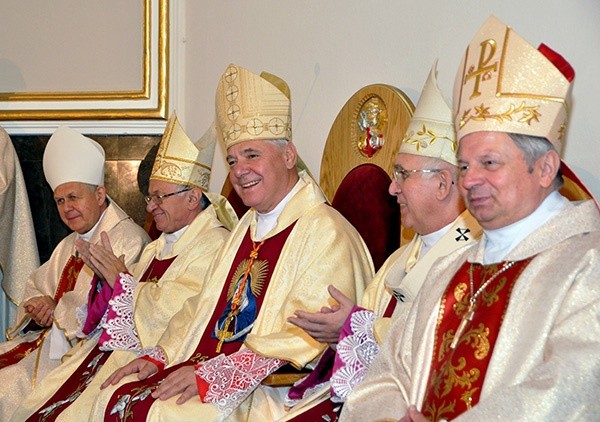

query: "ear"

left=284, top=142, right=298, bottom=170
left=435, top=169, right=454, bottom=200
left=186, top=187, right=202, bottom=210
left=95, top=186, right=107, bottom=205
left=537, top=150, right=561, bottom=188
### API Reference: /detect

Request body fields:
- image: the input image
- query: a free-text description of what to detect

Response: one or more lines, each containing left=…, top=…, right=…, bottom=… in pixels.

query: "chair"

left=320, top=84, right=415, bottom=271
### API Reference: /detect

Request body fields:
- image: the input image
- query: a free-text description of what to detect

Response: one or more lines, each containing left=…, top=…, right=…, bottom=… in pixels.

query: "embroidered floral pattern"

left=99, top=273, right=140, bottom=352
left=331, top=309, right=380, bottom=402
left=195, top=349, right=284, bottom=420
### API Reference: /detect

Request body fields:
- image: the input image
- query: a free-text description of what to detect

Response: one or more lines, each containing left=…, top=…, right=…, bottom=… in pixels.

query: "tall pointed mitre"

left=453, top=15, right=574, bottom=153
left=43, top=126, right=105, bottom=191
left=150, top=114, right=216, bottom=191
left=215, top=63, right=292, bottom=149
left=400, top=61, right=457, bottom=165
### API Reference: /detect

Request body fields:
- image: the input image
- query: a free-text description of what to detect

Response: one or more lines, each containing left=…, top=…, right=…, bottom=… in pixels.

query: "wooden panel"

left=320, top=84, right=415, bottom=245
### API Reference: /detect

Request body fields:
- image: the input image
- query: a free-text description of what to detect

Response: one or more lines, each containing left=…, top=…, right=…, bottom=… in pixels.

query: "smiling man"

left=0, top=126, right=149, bottom=420
left=12, top=115, right=239, bottom=421
left=81, top=63, right=374, bottom=422
left=284, top=64, right=482, bottom=420
left=341, top=16, right=600, bottom=421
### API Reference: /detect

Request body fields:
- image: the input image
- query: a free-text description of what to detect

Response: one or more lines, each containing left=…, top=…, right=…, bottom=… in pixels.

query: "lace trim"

left=75, top=303, right=88, bottom=339
left=139, top=346, right=167, bottom=364
left=331, top=309, right=380, bottom=402
left=98, top=273, right=140, bottom=352
left=195, top=349, right=284, bottom=420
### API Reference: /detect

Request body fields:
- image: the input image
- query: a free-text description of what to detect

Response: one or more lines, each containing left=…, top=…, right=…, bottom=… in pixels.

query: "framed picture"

left=0, top=0, right=168, bottom=122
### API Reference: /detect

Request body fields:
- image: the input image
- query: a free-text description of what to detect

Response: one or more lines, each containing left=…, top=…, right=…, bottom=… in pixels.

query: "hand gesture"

left=288, top=285, right=356, bottom=345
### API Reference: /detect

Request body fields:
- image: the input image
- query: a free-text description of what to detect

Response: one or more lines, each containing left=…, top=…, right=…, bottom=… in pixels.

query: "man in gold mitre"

left=12, top=114, right=239, bottom=421
left=341, top=15, right=600, bottom=422
left=283, top=62, right=482, bottom=420
left=0, top=126, right=150, bottom=420
left=57, top=64, right=373, bottom=421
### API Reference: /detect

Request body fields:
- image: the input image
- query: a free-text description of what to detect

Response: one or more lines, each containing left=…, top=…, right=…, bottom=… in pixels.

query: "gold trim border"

left=0, top=0, right=168, bottom=120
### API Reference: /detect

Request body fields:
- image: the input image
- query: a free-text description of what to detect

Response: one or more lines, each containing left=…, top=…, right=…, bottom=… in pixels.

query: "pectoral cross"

left=450, top=303, right=475, bottom=349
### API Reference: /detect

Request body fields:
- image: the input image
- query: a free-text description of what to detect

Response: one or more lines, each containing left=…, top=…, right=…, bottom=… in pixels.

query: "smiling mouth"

left=241, top=180, right=260, bottom=188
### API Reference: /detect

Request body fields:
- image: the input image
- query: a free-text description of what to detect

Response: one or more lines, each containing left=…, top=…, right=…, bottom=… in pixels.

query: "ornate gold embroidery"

left=452, top=282, right=469, bottom=316
left=226, top=259, right=268, bottom=301
left=189, top=353, right=209, bottom=364
left=459, top=101, right=541, bottom=129
left=460, top=387, right=479, bottom=410
left=462, top=323, right=490, bottom=360
left=464, top=38, right=498, bottom=99
left=423, top=399, right=455, bottom=422
left=403, top=124, right=457, bottom=152
left=481, top=276, right=507, bottom=307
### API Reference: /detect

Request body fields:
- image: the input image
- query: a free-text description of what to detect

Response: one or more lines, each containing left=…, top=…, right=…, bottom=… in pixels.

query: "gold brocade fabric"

left=0, top=127, right=40, bottom=310
left=12, top=203, right=230, bottom=421
left=0, top=200, right=149, bottom=421
left=341, top=200, right=600, bottom=421
left=421, top=259, right=531, bottom=421
left=281, top=211, right=482, bottom=421
left=85, top=170, right=373, bottom=421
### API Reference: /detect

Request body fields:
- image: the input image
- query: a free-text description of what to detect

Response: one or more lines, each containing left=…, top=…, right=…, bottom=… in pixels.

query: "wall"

left=178, top=0, right=600, bottom=199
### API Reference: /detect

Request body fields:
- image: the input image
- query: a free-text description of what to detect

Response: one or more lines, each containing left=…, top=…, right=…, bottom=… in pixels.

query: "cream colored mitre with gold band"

left=453, top=15, right=573, bottom=152
left=151, top=114, right=216, bottom=191
left=43, top=126, right=105, bottom=191
left=400, top=61, right=457, bottom=166
left=215, top=63, right=292, bottom=149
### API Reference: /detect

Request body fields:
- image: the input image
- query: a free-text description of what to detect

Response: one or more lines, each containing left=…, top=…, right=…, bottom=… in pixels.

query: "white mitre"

left=43, top=126, right=105, bottom=191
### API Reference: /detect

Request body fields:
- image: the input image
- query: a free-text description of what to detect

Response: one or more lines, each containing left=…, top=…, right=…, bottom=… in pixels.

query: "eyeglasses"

left=392, top=165, right=441, bottom=183
left=144, top=187, right=192, bottom=205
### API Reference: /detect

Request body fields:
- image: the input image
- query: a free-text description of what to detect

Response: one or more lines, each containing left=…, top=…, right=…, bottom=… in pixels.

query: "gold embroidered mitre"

left=400, top=61, right=457, bottom=165
left=150, top=114, right=216, bottom=190
left=215, top=63, right=292, bottom=149
left=453, top=15, right=574, bottom=152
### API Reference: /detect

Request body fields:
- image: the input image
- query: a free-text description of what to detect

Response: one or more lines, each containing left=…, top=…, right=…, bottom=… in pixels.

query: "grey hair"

left=267, top=138, right=290, bottom=149
left=508, top=133, right=563, bottom=190
left=174, top=183, right=210, bottom=210
left=420, top=156, right=459, bottom=182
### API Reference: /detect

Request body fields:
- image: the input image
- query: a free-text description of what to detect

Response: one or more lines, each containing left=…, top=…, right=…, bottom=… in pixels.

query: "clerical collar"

left=255, top=178, right=302, bottom=241
left=160, top=224, right=188, bottom=257
left=77, top=206, right=109, bottom=242
left=482, top=191, right=568, bottom=264
left=420, top=220, right=454, bottom=257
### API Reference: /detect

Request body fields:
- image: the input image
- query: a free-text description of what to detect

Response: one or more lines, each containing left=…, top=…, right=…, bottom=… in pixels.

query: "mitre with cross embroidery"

left=453, top=15, right=574, bottom=153
left=151, top=114, right=216, bottom=191
left=215, top=63, right=292, bottom=149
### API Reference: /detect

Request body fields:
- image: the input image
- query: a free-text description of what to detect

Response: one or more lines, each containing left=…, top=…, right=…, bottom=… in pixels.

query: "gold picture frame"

left=0, top=0, right=168, bottom=121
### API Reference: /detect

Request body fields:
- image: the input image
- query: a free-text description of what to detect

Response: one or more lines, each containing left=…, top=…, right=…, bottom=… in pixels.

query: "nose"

left=231, top=161, right=249, bottom=179
left=146, top=199, right=158, bottom=213
left=388, top=179, right=401, bottom=196
left=459, top=166, right=480, bottom=191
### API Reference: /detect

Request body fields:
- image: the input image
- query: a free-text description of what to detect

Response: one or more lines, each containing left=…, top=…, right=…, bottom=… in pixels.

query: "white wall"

left=178, top=0, right=600, bottom=199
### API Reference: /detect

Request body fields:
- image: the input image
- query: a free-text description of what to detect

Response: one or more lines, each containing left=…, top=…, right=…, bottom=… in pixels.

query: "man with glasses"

left=283, top=64, right=481, bottom=419
left=342, top=16, right=600, bottom=421
left=74, top=63, right=372, bottom=422
left=13, top=115, right=237, bottom=421
left=0, top=126, right=149, bottom=420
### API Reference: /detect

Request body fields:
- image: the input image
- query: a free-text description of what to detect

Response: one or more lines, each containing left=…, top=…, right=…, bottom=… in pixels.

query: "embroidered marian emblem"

left=213, top=258, right=268, bottom=345
left=455, top=228, right=471, bottom=242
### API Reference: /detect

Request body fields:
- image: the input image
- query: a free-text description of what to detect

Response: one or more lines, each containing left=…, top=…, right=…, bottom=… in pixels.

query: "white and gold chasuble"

left=12, top=204, right=230, bottom=421
left=0, top=200, right=149, bottom=420
left=341, top=200, right=600, bottom=421
left=84, top=171, right=373, bottom=421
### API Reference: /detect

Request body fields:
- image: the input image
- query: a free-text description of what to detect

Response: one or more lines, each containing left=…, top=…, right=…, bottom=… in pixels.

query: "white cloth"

left=341, top=199, right=600, bottom=421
